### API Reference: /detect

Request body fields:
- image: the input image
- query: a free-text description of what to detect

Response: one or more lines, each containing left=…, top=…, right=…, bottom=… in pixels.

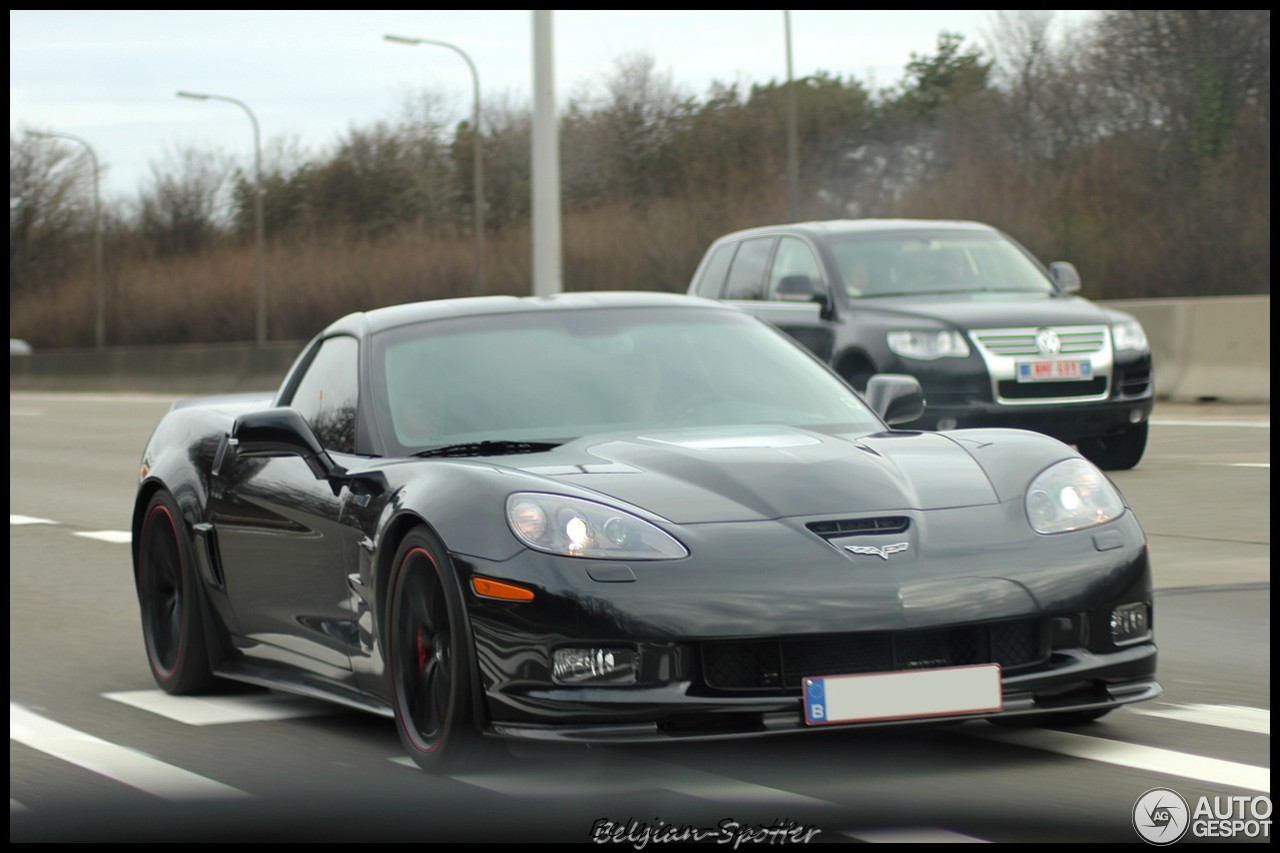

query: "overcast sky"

left=10, top=10, right=1095, bottom=202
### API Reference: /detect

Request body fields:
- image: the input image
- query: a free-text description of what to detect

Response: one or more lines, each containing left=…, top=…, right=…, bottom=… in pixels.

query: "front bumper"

left=457, top=506, right=1158, bottom=743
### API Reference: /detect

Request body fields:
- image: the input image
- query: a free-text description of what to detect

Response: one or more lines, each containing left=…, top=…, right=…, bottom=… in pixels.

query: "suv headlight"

left=1025, top=458, right=1125, bottom=534
left=1112, top=320, right=1149, bottom=353
left=506, top=493, right=688, bottom=560
left=886, top=330, right=970, bottom=360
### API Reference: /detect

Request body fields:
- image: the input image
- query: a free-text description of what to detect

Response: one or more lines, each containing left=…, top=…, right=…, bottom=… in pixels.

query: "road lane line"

left=1127, top=704, right=1270, bottom=735
left=11, top=515, right=55, bottom=526
left=1151, top=419, right=1270, bottom=429
left=970, top=727, right=1269, bottom=793
left=1227, top=463, right=1270, bottom=468
left=846, top=828, right=990, bottom=843
left=104, top=690, right=334, bottom=726
left=11, top=799, right=30, bottom=814
left=9, top=703, right=250, bottom=802
left=73, top=530, right=132, bottom=544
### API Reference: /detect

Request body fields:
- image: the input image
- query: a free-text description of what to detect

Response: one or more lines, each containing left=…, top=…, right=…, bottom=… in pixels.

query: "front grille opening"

left=806, top=516, right=910, bottom=541
left=998, top=378, right=1109, bottom=400
left=701, top=619, right=1046, bottom=693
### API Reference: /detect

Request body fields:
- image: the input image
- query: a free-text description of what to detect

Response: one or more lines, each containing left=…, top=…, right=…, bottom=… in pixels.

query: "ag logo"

left=1133, top=787, right=1190, bottom=845
left=843, top=542, right=909, bottom=560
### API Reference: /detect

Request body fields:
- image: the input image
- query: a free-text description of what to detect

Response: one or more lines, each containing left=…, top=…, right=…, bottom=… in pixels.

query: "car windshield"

left=371, top=306, right=881, bottom=452
left=828, top=231, right=1055, bottom=299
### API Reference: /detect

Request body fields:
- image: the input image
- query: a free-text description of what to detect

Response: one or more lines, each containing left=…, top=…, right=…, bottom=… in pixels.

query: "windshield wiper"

left=411, top=440, right=561, bottom=458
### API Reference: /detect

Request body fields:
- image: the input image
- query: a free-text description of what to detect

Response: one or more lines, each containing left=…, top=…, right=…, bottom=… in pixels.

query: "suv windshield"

left=829, top=231, right=1055, bottom=299
left=371, top=307, right=880, bottom=453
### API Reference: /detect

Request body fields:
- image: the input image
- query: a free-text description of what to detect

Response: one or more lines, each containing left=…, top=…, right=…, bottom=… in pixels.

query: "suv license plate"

left=802, top=664, right=1002, bottom=725
left=1017, top=360, right=1092, bottom=382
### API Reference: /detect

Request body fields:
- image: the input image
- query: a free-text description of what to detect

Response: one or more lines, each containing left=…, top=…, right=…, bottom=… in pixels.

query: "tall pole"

left=33, top=131, right=105, bottom=349
left=177, top=91, right=267, bottom=345
left=785, top=10, right=799, bottom=222
left=385, top=35, right=486, bottom=297
left=531, top=10, right=562, bottom=295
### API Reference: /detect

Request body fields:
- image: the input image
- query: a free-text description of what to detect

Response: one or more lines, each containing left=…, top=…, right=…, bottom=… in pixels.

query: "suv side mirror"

left=775, top=274, right=831, bottom=315
left=865, top=374, right=926, bottom=426
left=1049, top=262, right=1081, bottom=293
left=231, top=408, right=344, bottom=480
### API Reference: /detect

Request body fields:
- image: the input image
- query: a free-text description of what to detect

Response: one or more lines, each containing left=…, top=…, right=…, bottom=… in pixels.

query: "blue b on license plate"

left=803, top=664, right=1002, bottom=726
left=1017, top=360, right=1092, bottom=382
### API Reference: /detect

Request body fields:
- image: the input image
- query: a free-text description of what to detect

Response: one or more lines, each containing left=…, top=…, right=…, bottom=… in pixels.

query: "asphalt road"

left=10, top=394, right=1271, bottom=842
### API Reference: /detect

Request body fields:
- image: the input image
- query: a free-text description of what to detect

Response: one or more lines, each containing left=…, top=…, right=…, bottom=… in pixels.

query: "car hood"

left=514, top=426, right=999, bottom=524
left=850, top=293, right=1115, bottom=329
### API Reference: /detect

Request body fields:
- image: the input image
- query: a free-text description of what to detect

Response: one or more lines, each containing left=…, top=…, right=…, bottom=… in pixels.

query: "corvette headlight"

left=1112, top=320, right=1149, bottom=352
left=1025, top=459, right=1125, bottom=534
left=887, top=330, right=970, bottom=360
left=506, top=493, right=688, bottom=560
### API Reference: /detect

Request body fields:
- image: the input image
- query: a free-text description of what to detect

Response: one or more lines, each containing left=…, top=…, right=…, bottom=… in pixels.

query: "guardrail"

left=9, top=296, right=1270, bottom=402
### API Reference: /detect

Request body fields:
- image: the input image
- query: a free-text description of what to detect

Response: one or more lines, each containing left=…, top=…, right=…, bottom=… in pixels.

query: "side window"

left=767, top=237, right=824, bottom=299
left=288, top=336, right=359, bottom=454
left=693, top=243, right=737, bottom=298
left=722, top=237, right=774, bottom=301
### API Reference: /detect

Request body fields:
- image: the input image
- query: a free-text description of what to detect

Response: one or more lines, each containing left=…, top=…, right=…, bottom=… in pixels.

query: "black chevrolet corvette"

left=131, top=292, right=1159, bottom=770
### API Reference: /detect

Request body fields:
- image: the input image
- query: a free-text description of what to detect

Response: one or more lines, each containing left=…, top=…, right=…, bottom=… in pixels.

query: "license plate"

left=802, top=664, right=1002, bottom=726
left=1017, top=360, right=1092, bottom=382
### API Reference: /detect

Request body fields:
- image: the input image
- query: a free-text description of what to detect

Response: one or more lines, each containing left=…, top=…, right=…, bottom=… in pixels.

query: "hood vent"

left=806, top=516, right=910, bottom=541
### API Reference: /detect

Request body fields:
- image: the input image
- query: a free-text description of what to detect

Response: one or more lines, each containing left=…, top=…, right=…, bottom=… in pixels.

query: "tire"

left=1077, top=422, right=1148, bottom=471
left=136, top=491, right=217, bottom=694
left=388, top=528, right=488, bottom=771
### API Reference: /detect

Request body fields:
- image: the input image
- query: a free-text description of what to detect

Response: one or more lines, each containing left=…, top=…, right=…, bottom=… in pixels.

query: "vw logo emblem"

left=1035, top=329, right=1061, bottom=356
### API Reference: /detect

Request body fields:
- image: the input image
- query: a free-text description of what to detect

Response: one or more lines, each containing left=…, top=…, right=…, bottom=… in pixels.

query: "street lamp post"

left=177, top=91, right=267, bottom=345
left=32, top=131, right=105, bottom=350
left=385, top=34, right=485, bottom=297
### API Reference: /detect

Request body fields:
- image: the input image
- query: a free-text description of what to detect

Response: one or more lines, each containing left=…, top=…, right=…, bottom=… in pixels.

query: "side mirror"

left=231, top=408, right=344, bottom=480
left=775, top=274, right=831, bottom=316
left=1049, top=262, right=1081, bottom=294
left=865, top=374, right=926, bottom=426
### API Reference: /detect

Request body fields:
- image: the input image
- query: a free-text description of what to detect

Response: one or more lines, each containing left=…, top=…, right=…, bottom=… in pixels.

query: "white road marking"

left=846, top=828, right=990, bottom=843
left=11, top=799, right=30, bottom=814
left=971, top=727, right=1269, bottom=793
left=9, top=703, right=250, bottom=802
left=104, top=690, right=334, bottom=726
left=1151, top=419, right=1270, bottom=429
left=1127, top=704, right=1270, bottom=735
left=10, top=408, right=41, bottom=416
left=1227, top=463, right=1270, bottom=468
left=73, top=530, right=132, bottom=544
left=11, top=515, right=55, bottom=526
left=394, top=755, right=832, bottom=807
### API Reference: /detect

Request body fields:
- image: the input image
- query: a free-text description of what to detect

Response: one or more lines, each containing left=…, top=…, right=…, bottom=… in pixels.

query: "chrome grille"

left=972, top=326, right=1107, bottom=357
left=969, top=325, right=1112, bottom=405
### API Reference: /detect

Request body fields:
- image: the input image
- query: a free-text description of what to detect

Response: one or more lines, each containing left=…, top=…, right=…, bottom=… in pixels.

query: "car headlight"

left=886, top=330, right=971, bottom=360
left=1025, top=459, right=1125, bottom=534
left=1112, top=320, right=1149, bottom=352
left=506, top=493, right=688, bottom=560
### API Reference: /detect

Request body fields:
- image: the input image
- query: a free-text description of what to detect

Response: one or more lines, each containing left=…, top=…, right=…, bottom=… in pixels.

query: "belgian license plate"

left=802, top=664, right=1002, bottom=726
left=1017, top=360, right=1092, bottom=382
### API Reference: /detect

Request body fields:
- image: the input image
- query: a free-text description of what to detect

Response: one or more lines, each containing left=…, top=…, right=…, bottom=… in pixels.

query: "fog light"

left=1111, top=603, right=1151, bottom=645
left=937, top=417, right=958, bottom=431
left=1129, top=408, right=1146, bottom=424
left=552, top=647, right=638, bottom=684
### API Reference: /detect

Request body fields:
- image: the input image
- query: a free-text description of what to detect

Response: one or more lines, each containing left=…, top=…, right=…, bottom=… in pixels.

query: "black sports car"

left=131, top=292, right=1159, bottom=770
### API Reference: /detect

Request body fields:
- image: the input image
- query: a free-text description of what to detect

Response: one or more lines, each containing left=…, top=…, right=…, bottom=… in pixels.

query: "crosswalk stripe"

left=970, top=727, right=1269, bottom=793
left=9, top=703, right=250, bottom=801
left=1127, top=704, right=1269, bottom=735
left=103, top=690, right=334, bottom=726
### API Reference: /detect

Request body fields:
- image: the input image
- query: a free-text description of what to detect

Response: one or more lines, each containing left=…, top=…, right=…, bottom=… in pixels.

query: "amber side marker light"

left=471, top=577, right=536, bottom=602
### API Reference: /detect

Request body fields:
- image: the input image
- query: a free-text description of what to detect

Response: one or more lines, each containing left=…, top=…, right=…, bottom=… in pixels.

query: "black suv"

left=688, top=219, right=1154, bottom=469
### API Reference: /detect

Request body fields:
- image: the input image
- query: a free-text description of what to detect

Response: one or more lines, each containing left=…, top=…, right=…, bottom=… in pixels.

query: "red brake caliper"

left=416, top=628, right=432, bottom=671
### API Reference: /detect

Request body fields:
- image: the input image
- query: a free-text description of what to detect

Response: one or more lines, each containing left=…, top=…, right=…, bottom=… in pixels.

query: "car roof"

left=322, top=291, right=730, bottom=337
left=711, top=218, right=999, bottom=243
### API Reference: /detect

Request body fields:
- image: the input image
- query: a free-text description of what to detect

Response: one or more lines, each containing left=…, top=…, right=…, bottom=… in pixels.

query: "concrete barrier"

left=1104, top=296, right=1269, bottom=403
left=10, top=296, right=1270, bottom=402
